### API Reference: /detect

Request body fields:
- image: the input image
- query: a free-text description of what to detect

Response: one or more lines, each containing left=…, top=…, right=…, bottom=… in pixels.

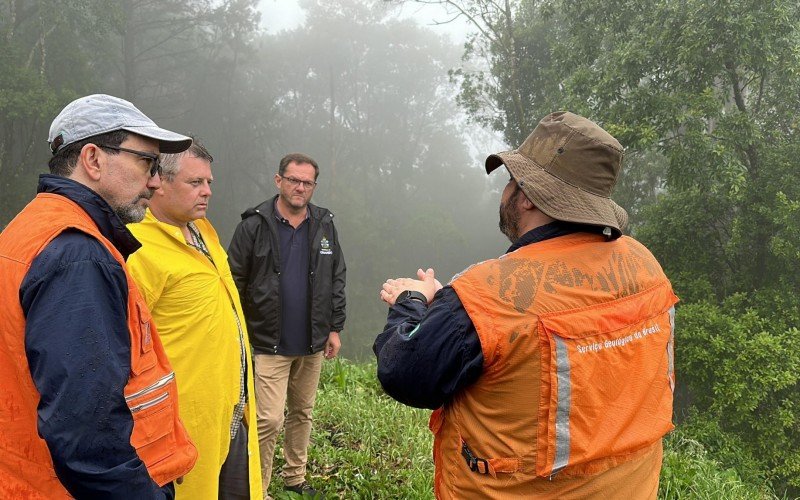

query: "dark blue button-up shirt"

left=274, top=202, right=311, bottom=356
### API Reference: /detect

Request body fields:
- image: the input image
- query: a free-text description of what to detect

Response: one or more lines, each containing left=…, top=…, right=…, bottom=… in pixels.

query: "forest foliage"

left=2, top=0, right=799, bottom=496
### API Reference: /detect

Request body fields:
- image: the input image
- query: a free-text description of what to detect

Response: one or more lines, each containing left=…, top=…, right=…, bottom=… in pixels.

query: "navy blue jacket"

left=20, top=175, right=173, bottom=499
left=373, top=221, right=613, bottom=410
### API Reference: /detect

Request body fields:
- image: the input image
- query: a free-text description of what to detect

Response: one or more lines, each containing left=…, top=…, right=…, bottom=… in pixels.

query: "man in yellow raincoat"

left=127, top=140, right=262, bottom=499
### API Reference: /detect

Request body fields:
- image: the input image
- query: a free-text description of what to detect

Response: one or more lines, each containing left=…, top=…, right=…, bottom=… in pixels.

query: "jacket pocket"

left=459, top=437, right=521, bottom=478
left=126, top=373, right=178, bottom=465
left=536, top=281, right=678, bottom=477
left=131, top=300, right=156, bottom=375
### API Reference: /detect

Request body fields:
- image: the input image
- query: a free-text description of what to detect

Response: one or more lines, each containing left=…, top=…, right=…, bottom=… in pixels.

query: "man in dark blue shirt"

left=229, top=153, right=346, bottom=498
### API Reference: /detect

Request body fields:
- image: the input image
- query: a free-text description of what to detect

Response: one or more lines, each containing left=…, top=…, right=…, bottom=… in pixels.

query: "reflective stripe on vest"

left=553, top=334, right=571, bottom=476
left=668, top=305, right=676, bottom=391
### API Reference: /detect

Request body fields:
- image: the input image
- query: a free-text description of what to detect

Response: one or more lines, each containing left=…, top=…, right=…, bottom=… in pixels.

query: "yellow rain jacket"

left=128, top=210, right=262, bottom=500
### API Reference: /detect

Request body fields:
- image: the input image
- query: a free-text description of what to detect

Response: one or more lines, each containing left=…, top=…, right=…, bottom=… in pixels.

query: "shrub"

left=676, top=298, right=800, bottom=495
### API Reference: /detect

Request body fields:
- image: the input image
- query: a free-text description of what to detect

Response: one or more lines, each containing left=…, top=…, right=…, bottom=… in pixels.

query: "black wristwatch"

left=395, top=289, right=428, bottom=304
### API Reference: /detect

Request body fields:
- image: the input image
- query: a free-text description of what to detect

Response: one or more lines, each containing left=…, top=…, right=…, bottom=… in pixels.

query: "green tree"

left=543, top=0, right=800, bottom=300
left=0, top=0, right=262, bottom=226
left=0, top=0, right=110, bottom=224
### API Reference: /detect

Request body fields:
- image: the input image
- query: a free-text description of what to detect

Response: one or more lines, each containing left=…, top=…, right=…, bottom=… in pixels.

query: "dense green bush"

left=676, top=299, right=800, bottom=496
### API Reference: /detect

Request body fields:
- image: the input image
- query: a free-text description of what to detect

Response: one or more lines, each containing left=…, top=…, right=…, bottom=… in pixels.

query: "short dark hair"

left=279, top=153, right=319, bottom=179
left=48, top=130, right=129, bottom=177
left=160, top=139, right=214, bottom=181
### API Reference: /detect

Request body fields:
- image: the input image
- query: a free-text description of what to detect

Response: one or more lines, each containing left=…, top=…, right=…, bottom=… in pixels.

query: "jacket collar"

left=243, top=194, right=330, bottom=222
left=507, top=220, right=611, bottom=253
left=37, top=174, right=142, bottom=259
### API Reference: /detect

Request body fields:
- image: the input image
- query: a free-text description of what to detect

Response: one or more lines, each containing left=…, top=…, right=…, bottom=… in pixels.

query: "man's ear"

left=78, top=144, right=103, bottom=181
left=274, top=173, right=281, bottom=188
left=520, top=194, right=535, bottom=211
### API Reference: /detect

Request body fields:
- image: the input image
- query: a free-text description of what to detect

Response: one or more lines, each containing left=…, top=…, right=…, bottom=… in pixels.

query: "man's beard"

left=113, top=193, right=151, bottom=224
left=499, top=186, right=522, bottom=243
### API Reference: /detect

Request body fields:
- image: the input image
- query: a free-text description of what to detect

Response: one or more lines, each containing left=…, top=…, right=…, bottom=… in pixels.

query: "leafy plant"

left=676, top=299, right=800, bottom=495
left=659, top=429, right=777, bottom=500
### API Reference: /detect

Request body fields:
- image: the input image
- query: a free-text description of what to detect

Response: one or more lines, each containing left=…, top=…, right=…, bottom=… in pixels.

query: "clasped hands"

left=379, top=267, right=443, bottom=306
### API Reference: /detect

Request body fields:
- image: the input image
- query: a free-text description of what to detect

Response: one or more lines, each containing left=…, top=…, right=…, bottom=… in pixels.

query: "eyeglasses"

left=280, top=175, right=317, bottom=189
left=97, top=145, right=162, bottom=177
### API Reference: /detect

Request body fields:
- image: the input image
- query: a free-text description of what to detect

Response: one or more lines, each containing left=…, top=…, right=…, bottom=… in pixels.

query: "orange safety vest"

left=438, top=232, right=678, bottom=499
left=0, top=193, right=197, bottom=498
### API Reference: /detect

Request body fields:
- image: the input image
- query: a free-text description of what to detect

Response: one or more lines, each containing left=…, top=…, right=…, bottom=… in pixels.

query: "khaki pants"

left=254, top=352, right=323, bottom=493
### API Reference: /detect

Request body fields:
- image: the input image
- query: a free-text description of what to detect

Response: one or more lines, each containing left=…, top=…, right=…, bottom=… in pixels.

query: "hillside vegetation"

left=265, top=360, right=779, bottom=499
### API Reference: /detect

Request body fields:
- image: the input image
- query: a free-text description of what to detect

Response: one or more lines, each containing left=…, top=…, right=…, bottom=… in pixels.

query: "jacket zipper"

left=129, top=392, right=169, bottom=413
left=125, top=372, right=175, bottom=402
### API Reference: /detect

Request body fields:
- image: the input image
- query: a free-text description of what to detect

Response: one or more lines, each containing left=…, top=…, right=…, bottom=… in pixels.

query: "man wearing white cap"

left=0, top=94, right=198, bottom=498
left=374, top=111, right=678, bottom=499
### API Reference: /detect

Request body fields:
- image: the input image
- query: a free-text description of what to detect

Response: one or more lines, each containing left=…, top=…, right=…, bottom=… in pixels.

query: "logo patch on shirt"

left=320, top=236, right=333, bottom=255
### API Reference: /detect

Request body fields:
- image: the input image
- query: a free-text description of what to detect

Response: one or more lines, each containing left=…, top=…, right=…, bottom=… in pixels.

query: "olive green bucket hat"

left=486, top=111, right=628, bottom=236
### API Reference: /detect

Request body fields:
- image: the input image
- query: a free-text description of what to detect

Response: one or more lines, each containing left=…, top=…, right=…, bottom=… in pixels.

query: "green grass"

left=268, top=359, right=433, bottom=499
left=265, top=359, right=781, bottom=499
left=659, top=432, right=781, bottom=500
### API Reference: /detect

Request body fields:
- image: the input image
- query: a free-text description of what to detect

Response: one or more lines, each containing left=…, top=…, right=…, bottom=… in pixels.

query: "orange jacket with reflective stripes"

left=0, top=193, right=197, bottom=498
left=438, top=232, right=678, bottom=499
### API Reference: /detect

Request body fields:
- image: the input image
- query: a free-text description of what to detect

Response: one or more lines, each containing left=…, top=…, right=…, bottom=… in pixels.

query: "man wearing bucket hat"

left=0, top=94, right=198, bottom=498
left=374, top=111, right=678, bottom=499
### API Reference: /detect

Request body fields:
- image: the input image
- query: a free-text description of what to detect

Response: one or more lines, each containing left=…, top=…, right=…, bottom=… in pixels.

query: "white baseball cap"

left=48, top=94, right=192, bottom=154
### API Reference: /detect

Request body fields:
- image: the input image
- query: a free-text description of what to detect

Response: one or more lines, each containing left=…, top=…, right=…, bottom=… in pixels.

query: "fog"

left=0, top=0, right=508, bottom=359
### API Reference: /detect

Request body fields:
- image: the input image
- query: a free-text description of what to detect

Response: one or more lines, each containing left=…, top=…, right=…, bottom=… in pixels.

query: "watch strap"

left=395, top=289, right=428, bottom=304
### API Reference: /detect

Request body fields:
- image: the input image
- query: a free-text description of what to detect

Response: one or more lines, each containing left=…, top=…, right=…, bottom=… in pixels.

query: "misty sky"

left=257, top=0, right=473, bottom=42
left=255, top=0, right=507, bottom=164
